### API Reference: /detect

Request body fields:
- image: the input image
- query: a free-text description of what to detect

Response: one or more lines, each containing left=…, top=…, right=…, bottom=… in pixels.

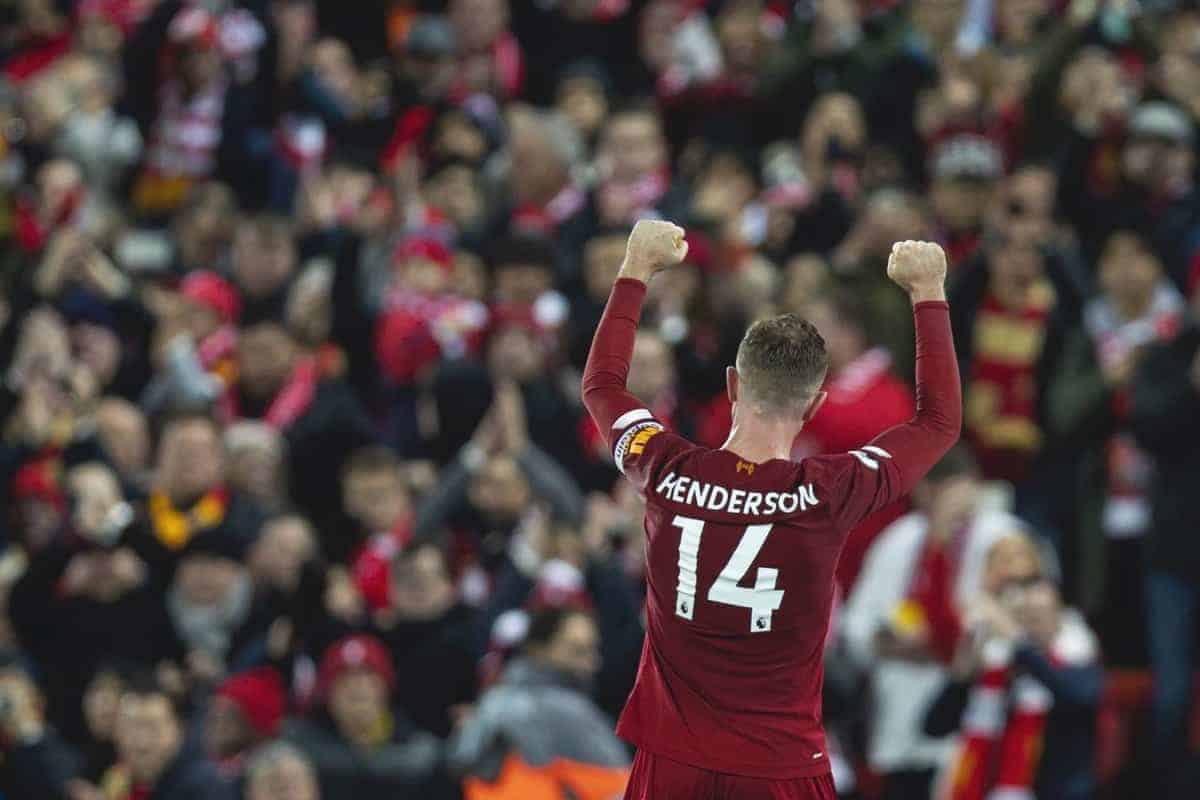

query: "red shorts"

left=623, top=750, right=838, bottom=800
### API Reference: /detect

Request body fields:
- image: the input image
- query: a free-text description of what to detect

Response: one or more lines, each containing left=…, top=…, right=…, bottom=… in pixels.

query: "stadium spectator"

left=244, top=740, right=321, bottom=800
left=283, top=634, right=449, bottom=798
left=841, top=446, right=1029, bottom=799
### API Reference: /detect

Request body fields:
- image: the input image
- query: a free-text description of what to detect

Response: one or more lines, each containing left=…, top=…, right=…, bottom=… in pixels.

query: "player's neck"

left=720, top=418, right=799, bottom=464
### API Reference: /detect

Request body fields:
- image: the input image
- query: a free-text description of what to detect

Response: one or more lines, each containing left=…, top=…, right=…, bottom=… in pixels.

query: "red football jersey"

left=582, top=278, right=960, bottom=781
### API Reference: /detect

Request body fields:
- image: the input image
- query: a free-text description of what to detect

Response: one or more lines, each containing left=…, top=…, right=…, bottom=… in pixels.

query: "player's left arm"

left=581, top=220, right=690, bottom=486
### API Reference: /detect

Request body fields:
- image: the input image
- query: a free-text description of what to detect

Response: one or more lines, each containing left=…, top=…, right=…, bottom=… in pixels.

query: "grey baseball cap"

left=1129, top=101, right=1194, bottom=145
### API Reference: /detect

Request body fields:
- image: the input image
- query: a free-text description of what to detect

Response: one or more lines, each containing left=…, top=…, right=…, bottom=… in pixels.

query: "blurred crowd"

left=1, top=0, right=1200, bottom=799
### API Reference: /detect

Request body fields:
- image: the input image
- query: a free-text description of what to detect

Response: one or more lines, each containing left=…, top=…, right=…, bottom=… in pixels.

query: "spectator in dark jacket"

left=925, top=578, right=1101, bottom=800
left=10, top=463, right=185, bottom=744
left=0, top=656, right=87, bottom=800
left=98, top=677, right=233, bottom=800
left=370, top=542, right=478, bottom=737
left=1129, top=315, right=1200, bottom=798
left=233, top=320, right=376, bottom=538
left=284, top=634, right=451, bottom=798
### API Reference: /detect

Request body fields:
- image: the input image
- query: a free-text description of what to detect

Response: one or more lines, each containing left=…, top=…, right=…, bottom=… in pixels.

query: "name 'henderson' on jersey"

left=581, top=277, right=961, bottom=780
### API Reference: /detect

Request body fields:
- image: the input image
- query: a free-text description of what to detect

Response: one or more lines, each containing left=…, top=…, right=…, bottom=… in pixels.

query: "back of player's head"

left=735, top=313, right=829, bottom=416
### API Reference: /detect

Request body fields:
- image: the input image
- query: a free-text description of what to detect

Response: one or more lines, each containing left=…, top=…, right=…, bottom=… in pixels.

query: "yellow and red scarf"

left=147, top=487, right=229, bottom=551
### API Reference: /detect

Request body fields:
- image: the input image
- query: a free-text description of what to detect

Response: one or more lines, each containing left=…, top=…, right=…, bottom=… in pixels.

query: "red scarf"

left=946, top=620, right=1096, bottom=800
left=222, top=357, right=318, bottom=430
left=895, top=531, right=967, bottom=664
left=965, top=284, right=1055, bottom=483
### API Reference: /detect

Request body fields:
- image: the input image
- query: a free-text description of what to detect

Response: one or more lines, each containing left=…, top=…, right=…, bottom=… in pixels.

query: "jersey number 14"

left=672, top=515, right=784, bottom=633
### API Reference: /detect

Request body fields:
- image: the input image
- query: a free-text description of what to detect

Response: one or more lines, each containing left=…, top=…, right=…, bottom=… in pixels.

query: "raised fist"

left=621, top=219, right=689, bottom=281
left=887, top=240, right=947, bottom=297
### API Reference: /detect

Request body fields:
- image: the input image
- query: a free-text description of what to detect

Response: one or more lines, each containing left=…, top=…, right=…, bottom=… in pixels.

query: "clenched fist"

left=619, top=220, right=689, bottom=282
left=887, top=240, right=948, bottom=303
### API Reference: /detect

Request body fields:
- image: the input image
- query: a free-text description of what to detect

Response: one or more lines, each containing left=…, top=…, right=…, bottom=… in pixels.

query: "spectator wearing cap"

left=134, top=414, right=265, bottom=580
left=204, top=667, right=287, bottom=776
left=928, top=132, right=1005, bottom=269
left=9, top=463, right=185, bottom=746
left=448, top=607, right=629, bottom=800
left=100, top=675, right=233, bottom=800
left=375, top=235, right=490, bottom=387
left=143, top=270, right=241, bottom=414
left=1059, top=98, right=1199, bottom=277
left=369, top=542, right=479, bottom=738
left=392, top=14, right=459, bottom=107
left=1128, top=290, right=1200, bottom=795
left=283, top=634, right=450, bottom=798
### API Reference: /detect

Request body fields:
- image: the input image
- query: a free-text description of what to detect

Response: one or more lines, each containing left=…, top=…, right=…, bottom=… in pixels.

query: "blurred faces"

left=716, top=1, right=768, bottom=76
left=531, top=612, right=600, bottom=688
left=204, top=694, right=255, bottom=760
left=342, top=463, right=410, bottom=535
left=599, top=111, right=666, bottom=184
left=449, top=0, right=509, bottom=52
left=156, top=417, right=224, bottom=500
left=83, top=669, right=124, bottom=743
left=424, top=164, right=485, bottom=231
left=114, top=693, right=183, bottom=784
left=225, top=423, right=287, bottom=510
left=95, top=398, right=150, bottom=480
left=995, top=166, right=1056, bottom=246
left=557, top=75, right=608, bottom=141
left=247, top=748, right=320, bottom=800
left=801, top=93, right=866, bottom=174
left=1098, top=232, right=1163, bottom=318
left=583, top=233, right=627, bottom=302
left=469, top=456, right=531, bottom=523
left=310, top=38, right=361, bottom=114
left=391, top=544, right=454, bottom=621
left=507, top=107, right=572, bottom=206
left=232, top=219, right=297, bottom=300
left=803, top=298, right=865, bottom=374
left=180, top=45, right=224, bottom=93
left=930, top=175, right=994, bottom=235
left=487, top=325, right=544, bottom=382
left=67, top=463, right=124, bottom=540
left=174, top=182, right=237, bottom=272
left=493, top=260, right=554, bottom=305
left=248, top=516, right=316, bottom=592
left=987, top=240, right=1045, bottom=310
left=174, top=554, right=246, bottom=607
left=237, top=324, right=298, bottom=402
left=329, top=669, right=388, bottom=743
left=1009, top=578, right=1062, bottom=649
left=628, top=333, right=674, bottom=402
left=983, top=533, right=1042, bottom=595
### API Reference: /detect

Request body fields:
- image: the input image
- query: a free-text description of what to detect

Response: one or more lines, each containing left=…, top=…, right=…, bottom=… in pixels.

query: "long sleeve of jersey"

left=581, top=277, right=650, bottom=441
left=809, top=300, right=962, bottom=531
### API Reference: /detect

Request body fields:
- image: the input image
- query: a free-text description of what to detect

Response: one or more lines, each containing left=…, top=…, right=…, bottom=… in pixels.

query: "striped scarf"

left=945, top=616, right=1096, bottom=800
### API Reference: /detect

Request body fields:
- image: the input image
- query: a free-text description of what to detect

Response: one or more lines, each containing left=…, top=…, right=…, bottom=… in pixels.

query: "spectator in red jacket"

left=796, top=289, right=917, bottom=589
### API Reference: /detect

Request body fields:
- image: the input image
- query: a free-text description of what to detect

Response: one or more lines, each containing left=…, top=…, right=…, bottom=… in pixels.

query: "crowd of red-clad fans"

left=1, top=1, right=1199, bottom=799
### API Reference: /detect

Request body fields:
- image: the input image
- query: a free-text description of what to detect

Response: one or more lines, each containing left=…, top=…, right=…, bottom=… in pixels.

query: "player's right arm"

left=811, top=241, right=962, bottom=531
